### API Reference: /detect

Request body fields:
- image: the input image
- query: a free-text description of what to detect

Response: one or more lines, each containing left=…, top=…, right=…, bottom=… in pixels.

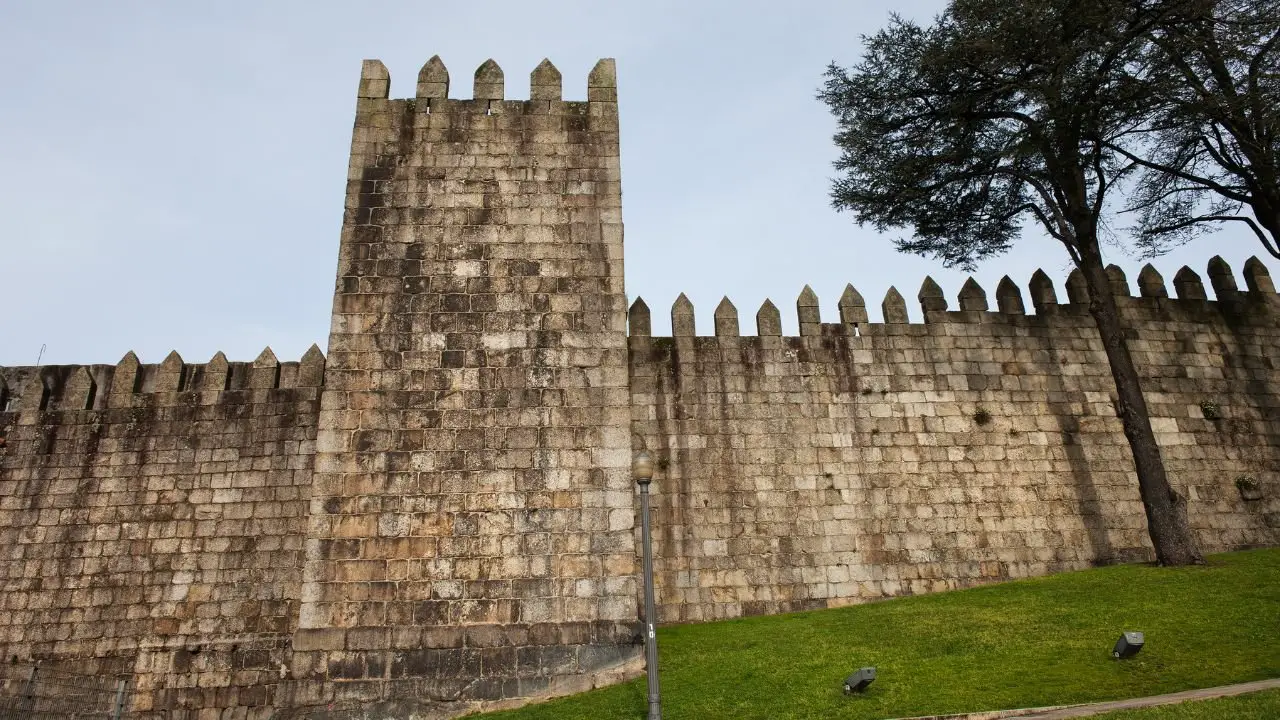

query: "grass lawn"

left=475, top=548, right=1280, bottom=720
left=1093, top=687, right=1280, bottom=719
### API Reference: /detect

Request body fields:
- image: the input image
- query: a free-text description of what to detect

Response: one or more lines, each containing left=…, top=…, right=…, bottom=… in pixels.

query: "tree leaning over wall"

left=819, top=0, right=1205, bottom=564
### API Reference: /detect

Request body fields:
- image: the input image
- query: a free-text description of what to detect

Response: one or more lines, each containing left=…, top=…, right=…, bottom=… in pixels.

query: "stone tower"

left=293, top=57, right=639, bottom=708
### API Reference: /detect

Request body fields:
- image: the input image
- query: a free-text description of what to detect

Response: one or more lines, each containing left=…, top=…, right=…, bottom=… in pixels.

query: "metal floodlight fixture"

left=843, top=667, right=876, bottom=694
left=1113, top=631, right=1145, bottom=659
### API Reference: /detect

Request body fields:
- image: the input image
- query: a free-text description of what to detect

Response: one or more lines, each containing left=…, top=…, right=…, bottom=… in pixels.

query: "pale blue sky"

left=0, top=1, right=1267, bottom=366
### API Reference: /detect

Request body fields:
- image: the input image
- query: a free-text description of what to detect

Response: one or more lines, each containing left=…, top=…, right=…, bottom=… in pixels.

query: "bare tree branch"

left=1106, top=140, right=1252, bottom=202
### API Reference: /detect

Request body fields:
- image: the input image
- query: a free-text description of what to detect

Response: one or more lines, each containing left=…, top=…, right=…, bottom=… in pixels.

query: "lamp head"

left=843, top=667, right=876, bottom=694
left=633, top=451, right=654, bottom=485
left=1113, top=631, right=1144, bottom=659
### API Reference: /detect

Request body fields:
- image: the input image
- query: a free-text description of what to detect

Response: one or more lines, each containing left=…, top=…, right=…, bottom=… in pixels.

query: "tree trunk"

left=1075, top=238, right=1204, bottom=566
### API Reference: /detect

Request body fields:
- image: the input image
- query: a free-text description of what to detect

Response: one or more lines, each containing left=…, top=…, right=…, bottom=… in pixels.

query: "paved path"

left=890, top=677, right=1280, bottom=720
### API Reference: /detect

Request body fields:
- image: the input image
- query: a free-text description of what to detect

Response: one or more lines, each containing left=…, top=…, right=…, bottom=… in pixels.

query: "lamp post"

left=634, top=451, right=662, bottom=720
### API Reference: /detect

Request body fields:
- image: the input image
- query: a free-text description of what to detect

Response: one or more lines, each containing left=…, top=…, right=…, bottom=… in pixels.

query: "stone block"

left=294, top=628, right=346, bottom=652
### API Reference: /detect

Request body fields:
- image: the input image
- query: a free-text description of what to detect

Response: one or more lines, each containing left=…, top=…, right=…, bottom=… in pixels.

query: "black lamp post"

left=634, top=451, right=662, bottom=720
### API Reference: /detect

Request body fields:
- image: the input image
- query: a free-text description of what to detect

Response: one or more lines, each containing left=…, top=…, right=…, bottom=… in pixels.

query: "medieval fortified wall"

left=1, top=56, right=1278, bottom=718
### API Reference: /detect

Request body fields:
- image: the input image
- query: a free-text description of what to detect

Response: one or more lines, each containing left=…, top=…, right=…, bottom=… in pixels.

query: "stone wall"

left=291, top=57, right=639, bottom=715
left=0, top=348, right=324, bottom=715
left=2, top=54, right=1280, bottom=719
left=628, top=260, right=1280, bottom=623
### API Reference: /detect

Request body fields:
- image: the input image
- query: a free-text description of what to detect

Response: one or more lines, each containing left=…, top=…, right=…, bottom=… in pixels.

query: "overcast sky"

left=0, top=1, right=1268, bottom=367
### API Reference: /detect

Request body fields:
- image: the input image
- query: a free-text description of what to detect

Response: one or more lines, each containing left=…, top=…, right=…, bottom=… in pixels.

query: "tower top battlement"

left=356, top=56, right=617, bottom=104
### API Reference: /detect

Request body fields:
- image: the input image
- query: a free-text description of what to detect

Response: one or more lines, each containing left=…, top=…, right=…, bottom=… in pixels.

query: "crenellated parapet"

left=354, top=55, right=617, bottom=120
left=627, top=256, right=1278, bottom=340
left=0, top=344, right=326, bottom=415
left=341, top=56, right=622, bottom=249
left=0, top=346, right=326, bottom=715
left=629, top=254, right=1280, bottom=626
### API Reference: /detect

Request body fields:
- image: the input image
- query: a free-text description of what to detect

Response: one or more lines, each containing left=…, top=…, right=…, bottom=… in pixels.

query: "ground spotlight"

left=1112, top=631, right=1144, bottom=659
left=843, top=667, right=876, bottom=694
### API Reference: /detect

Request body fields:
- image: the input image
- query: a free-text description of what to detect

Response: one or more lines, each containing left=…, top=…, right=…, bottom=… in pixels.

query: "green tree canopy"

left=1119, top=0, right=1280, bottom=257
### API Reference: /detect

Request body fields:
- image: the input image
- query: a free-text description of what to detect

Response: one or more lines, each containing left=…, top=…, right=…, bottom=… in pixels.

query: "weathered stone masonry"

left=293, top=55, right=637, bottom=713
left=0, top=349, right=323, bottom=713
left=629, top=264, right=1280, bottom=623
left=1, top=56, right=1278, bottom=717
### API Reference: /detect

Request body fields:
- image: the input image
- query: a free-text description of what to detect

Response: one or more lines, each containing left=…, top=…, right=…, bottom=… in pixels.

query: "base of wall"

left=274, top=646, right=644, bottom=720
left=467, top=651, right=645, bottom=718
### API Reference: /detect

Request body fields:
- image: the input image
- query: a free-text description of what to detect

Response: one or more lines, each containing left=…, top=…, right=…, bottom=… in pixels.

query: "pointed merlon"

left=958, top=277, right=989, bottom=312
left=530, top=58, right=562, bottom=101
left=358, top=59, right=390, bottom=100
left=249, top=347, right=281, bottom=389
left=1137, top=264, right=1167, bottom=298
left=201, top=351, right=230, bottom=391
left=110, top=351, right=141, bottom=407
left=1244, top=256, right=1275, bottom=293
left=672, top=294, right=695, bottom=337
left=474, top=59, right=504, bottom=101
left=155, top=350, right=186, bottom=393
left=1207, top=255, right=1238, bottom=295
left=714, top=297, right=740, bottom=337
left=838, top=284, right=868, bottom=328
left=1105, top=264, right=1130, bottom=297
left=628, top=297, right=651, bottom=337
left=756, top=299, right=782, bottom=336
left=298, top=344, right=327, bottom=387
left=60, top=367, right=96, bottom=411
left=918, top=276, right=947, bottom=314
left=1065, top=269, right=1089, bottom=304
left=797, top=285, right=821, bottom=336
left=588, top=58, right=617, bottom=102
left=20, top=372, right=49, bottom=411
left=996, top=276, right=1024, bottom=314
left=1029, top=269, right=1058, bottom=312
left=417, top=55, right=450, bottom=101
left=883, top=287, right=909, bottom=323
left=1173, top=266, right=1207, bottom=300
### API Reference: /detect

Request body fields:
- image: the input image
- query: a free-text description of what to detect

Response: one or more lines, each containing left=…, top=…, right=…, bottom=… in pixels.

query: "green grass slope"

left=476, top=549, right=1280, bottom=720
